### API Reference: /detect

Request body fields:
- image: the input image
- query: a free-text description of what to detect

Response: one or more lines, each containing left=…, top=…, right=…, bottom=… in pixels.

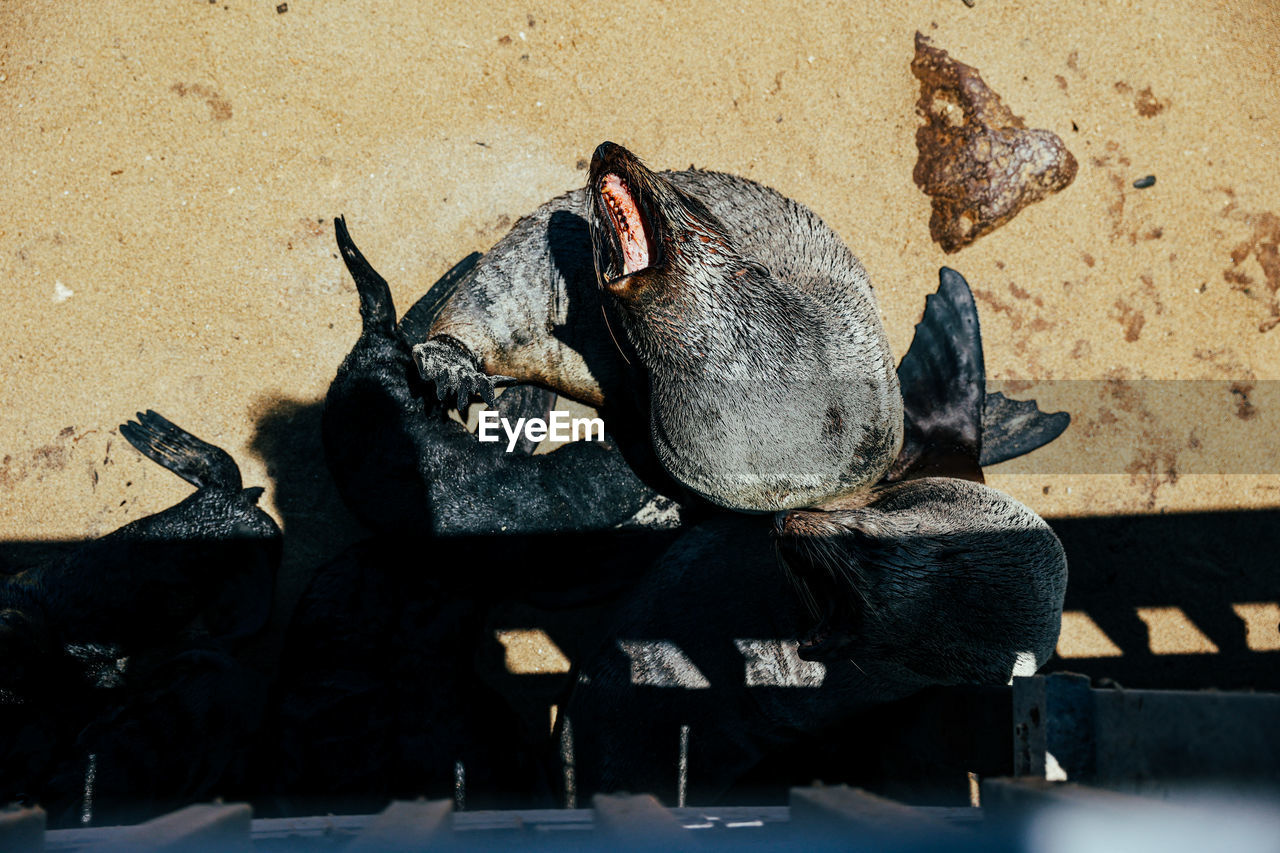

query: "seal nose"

left=591, top=140, right=622, bottom=167
left=591, top=141, right=645, bottom=178
left=773, top=510, right=796, bottom=537
left=591, top=141, right=621, bottom=174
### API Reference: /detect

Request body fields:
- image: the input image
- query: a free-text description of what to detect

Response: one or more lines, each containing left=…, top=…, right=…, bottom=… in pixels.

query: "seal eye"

left=600, top=174, right=651, bottom=277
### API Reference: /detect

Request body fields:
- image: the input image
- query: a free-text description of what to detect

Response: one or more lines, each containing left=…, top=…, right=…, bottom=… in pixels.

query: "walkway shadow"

left=1045, top=509, right=1280, bottom=690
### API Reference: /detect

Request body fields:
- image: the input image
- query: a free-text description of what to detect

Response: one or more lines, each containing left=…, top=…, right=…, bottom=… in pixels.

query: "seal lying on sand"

left=559, top=268, right=1067, bottom=803
left=324, top=216, right=680, bottom=537
left=0, top=412, right=279, bottom=690
left=412, top=142, right=903, bottom=512
left=777, top=479, right=1066, bottom=676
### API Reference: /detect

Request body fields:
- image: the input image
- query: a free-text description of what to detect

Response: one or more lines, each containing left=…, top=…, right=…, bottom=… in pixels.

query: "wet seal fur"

left=0, top=412, right=279, bottom=690
left=412, top=143, right=902, bottom=513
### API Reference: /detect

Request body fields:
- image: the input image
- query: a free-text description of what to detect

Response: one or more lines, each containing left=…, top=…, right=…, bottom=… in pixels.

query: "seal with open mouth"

left=584, top=142, right=903, bottom=512
left=413, top=142, right=902, bottom=513
left=558, top=268, right=1066, bottom=802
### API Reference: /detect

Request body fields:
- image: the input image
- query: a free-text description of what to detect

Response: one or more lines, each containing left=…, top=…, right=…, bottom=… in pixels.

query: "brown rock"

left=911, top=32, right=1078, bottom=253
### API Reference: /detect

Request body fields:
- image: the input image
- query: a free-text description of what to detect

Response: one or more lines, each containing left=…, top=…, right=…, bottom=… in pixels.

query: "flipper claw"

left=413, top=336, right=510, bottom=414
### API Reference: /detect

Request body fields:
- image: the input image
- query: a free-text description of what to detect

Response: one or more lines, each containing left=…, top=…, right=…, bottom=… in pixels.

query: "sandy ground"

left=2, top=1, right=1278, bottom=667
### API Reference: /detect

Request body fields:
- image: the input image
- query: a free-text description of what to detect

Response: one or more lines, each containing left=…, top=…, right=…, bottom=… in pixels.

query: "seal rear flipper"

left=886, top=266, right=985, bottom=483
left=335, top=216, right=398, bottom=337
left=398, top=252, right=482, bottom=343
left=119, top=410, right=243, bottom=492
left=978, top=392, right=1071, bottom=466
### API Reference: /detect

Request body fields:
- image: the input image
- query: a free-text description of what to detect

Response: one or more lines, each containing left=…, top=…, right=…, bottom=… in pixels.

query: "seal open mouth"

left=784, top=558, right=850, bottom=660
left=588, top=142, right=665, bottom=291
left=795, top=591, right=843, bottom=658
left=600, top=173, right=651, bottom=277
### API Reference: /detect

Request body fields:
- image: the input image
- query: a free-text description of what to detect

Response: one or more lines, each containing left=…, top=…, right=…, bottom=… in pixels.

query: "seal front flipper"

left=335, top=214, right=513, bottom=412
left=335, top=214, right=398, bottom=338
left=119, top=411, right=278, bottom=641
left=6, top=413, right=280, bottom=654
left=119, top=409, right=243, bottom=492
left=886, top=266, right=986, bottom=483
left=979, top=392, right=1070, bottom=467
left=413, top=336, right=517, bottom=412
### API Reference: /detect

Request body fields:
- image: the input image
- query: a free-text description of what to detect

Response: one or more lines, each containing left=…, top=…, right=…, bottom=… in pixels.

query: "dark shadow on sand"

left=1043, top=509, right=1280, bottom=690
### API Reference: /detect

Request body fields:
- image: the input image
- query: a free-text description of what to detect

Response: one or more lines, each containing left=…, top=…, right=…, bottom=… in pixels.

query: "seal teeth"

left=603, top=186, right=634, bottom=236
left=599, top=174, right=650, bottom=276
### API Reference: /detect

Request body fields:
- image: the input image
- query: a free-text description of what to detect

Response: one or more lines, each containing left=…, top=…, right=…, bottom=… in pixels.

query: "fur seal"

left=778, top=267, right=1067, bottom=667
left=559, top=268, right=1067, bottom=803
left=585, top=142, right=903, bottom=511
left=776, top=478, right=1066, bottom=675
left=0, top=411, right=279, bottom=692
left=412, top=143, right=903, bottom=512
left=324, top=216, right=681, bottom=537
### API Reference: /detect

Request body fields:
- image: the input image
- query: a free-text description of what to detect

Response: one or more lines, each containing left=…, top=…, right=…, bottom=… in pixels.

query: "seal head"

left=776, top=478, right=1067, bottom=684
left=587, top=141, right=903, bottom=512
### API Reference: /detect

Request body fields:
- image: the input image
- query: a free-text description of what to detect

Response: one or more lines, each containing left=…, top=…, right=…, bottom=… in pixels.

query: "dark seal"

left=0, top=411, right=279, bottom=692
left=323, top=216, right=682, bottom=538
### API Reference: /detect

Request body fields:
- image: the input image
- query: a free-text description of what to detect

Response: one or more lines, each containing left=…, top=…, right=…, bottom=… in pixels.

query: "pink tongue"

left=602, top=174, right=649, bottom=274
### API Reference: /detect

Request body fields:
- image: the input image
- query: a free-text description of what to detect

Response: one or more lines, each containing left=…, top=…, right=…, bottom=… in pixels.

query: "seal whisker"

left=598, top=303, right=632, bottom=366
left=811, top=535, right=880, bottom=625
left=775, top=541, right=821, bottom=619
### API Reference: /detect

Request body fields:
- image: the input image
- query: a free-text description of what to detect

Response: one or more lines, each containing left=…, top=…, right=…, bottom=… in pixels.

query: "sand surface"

left=2, top=1, right=1278, bottom=667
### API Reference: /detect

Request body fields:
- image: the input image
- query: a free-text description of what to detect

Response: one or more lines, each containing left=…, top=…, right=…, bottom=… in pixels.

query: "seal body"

left=777, top=478, right=1067, bottom=679
left=323, top=217, right=678, bottom=538
left=558, top=267, right=1068, bottom=802
left=415, top=145, right=903, bottom=512
left=0, top=411, right=279, bottom=682
left=563, top=481, right=1065, bottom=802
